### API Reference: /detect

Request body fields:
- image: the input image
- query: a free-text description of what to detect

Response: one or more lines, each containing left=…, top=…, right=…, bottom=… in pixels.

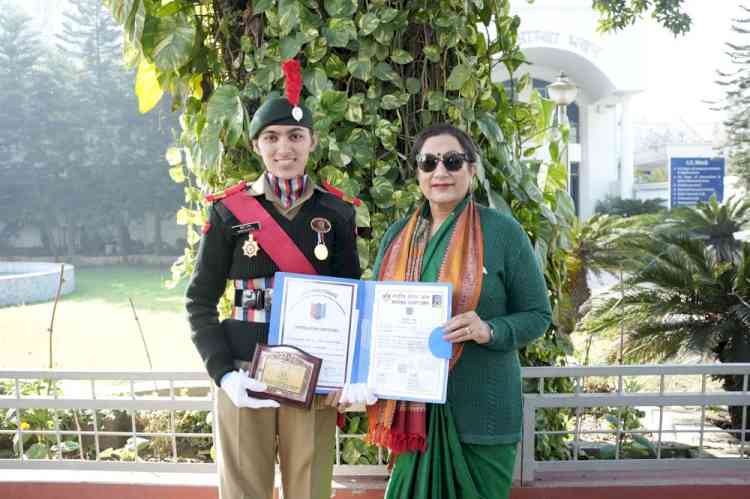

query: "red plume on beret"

left=282, top=59, right=303, bottom=107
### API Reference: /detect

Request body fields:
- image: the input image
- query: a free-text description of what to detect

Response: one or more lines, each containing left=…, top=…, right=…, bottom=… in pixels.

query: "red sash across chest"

left=221, top=190, right=318, bottom=275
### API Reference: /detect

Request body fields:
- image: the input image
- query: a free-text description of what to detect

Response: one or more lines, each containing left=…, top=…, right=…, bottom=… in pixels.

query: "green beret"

left=248, top=96, right=313, bottom=139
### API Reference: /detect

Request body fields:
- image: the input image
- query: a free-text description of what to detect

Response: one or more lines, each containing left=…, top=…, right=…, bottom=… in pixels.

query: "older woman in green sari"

left=366, top=124, right=551, bottom=499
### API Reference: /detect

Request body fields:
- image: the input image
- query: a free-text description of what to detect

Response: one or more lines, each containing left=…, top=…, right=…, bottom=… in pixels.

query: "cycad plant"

left=586, top=231, right=750, bottom=437
left=666, top=195, right=750, bottom=263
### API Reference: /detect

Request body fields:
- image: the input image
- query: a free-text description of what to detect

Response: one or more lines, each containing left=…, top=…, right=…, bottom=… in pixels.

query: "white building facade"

left=493, top=0, right=648, bottom=218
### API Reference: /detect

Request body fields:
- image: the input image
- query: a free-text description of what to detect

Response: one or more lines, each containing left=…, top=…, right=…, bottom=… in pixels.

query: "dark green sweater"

left=373, top=202, right=551, bottom=445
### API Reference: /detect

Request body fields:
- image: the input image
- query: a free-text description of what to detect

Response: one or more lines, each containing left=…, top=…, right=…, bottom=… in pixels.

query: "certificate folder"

left=268, top=272, right=453, bottom=404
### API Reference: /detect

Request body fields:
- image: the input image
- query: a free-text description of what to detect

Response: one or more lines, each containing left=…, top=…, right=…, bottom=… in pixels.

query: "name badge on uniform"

left=232, top=221, right=262, bottom=235
left=310, top=217, right=332, bottom=261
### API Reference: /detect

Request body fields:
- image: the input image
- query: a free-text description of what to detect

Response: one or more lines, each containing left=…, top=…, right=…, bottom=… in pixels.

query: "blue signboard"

left=670, top=157, right=724, bottom=208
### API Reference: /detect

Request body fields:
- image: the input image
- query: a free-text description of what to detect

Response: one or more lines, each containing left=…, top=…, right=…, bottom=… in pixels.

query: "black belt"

left=234, top=288, right=273, bottom=311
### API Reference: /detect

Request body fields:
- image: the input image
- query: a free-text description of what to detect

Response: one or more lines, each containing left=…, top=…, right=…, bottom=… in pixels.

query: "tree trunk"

left=116, top=217, right=131, bottom=257
left=152, top=211, right=163, bottom=256
left=38, top=222, right=57, bottom=258
left=718, top=333, right=750, bottom=441
left=64, top=225, right=77, bottom=258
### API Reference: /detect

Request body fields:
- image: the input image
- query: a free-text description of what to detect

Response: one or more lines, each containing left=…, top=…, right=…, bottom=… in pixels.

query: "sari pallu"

left=367, top=197, right=513, bottom=498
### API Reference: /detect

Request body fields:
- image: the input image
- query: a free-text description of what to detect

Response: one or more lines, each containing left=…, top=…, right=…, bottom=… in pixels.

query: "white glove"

left=339, top=383, right=378, bottom=406
left=220, top=369, right=280, bottom=409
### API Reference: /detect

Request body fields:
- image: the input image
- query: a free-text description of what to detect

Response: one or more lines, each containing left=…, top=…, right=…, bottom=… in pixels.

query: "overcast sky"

left=7, top=0, right=744, bottom=134
left=630, top=0, right=740, bottom=132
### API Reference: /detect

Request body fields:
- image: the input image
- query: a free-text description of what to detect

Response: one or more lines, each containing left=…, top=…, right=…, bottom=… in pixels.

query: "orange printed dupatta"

left=366, top=199, right=484, bottom=456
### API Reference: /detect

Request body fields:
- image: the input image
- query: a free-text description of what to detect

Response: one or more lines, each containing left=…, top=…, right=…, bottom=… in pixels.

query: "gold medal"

left=242, top=235, right=260, bottom=259
left=310, top=217, right=332, bottom=261
left=314, top=244, right=329, bottom=261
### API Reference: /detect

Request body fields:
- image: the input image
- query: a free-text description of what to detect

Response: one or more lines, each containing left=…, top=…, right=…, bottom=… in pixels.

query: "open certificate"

left=268, top=274, right=359, bottom=393
left=363, top=283, right=452, bottom=403
left=269, top=272, right=452, bottom=403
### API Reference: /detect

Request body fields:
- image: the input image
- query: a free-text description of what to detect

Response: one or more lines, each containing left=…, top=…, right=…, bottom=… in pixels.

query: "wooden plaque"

left=247, top=344, right=322, bottom=409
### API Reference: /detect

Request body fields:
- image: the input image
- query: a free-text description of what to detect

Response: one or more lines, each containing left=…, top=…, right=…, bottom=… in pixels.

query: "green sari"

left=383, top=198, right=516, bottom=499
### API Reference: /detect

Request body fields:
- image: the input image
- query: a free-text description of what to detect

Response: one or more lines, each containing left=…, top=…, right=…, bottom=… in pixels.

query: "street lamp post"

left=547, top=72, right=578, bottom=191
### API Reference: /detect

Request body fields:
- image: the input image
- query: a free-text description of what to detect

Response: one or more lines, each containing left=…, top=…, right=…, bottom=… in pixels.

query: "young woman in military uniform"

left=185, top=60, right=362, bottom=499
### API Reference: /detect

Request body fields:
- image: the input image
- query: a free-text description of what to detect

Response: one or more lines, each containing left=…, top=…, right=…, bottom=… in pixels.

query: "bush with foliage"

left=595, top=195, right=666, bottom=217
left=584, top=197, right=750, bottom=437
left=99, top=0, right=705, bottom=462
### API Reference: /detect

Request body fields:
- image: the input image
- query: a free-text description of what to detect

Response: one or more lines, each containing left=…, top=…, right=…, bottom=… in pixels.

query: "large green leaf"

left=347, top=57, right=373, bottom=81
left=390, top=49, right=414, bottom=64
left=26, top=443, right=49, bottom=459
left=555, top=190, right=577, bottom=225
left=375, top=119, right=398, bottom=150
left=373, top=25, right=395, bottom=45
left=380, top=94, right=402, bottom=110
left=370, top=176, right=395, bottom=208
left=278, top=0, right=301, bottom=36
left=324, top=18, right=357, bottom=47
left=346, top=128, right=375, bottom=165
left=324, top=53, right=348, bottom=78
left=207, top=85, right=244, bottom=147
left=142, top=13, right=195, bottom=72
left=359, top=12, right=380, bottom=35
left=325, top=0, right=358, bottom=17
left=379, top=7, right=399, bottom=23
left=280, top=31, right=306, bottom=59
left=406, top=77, right=421, bottom=94
left=319, top=90, right=348, bottom=119
left=253, top=0, right=275, bottom=13
left=423, top=45, right=441, bottom=62
left=355, top=202, right=371, bottom=227
left=303, top=68, right=333, bottom=95
left=198, top=122, right=224, bottom=171
left=447, top=64, right=472, bottom=91
left=345, top=101, right=364, bottom=123
left=477, top=112, right=505, bottom=151
left=104, top=0, right=145, bottom=47
left=486, top=186, right=512, bottom=214
left=374, top=62, right=401, bottom=86
left=305, top=36, right=328, bottom=63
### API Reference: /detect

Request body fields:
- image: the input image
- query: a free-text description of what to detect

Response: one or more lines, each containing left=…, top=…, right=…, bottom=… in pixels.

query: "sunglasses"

left=415, top=151, right=469, bottom=172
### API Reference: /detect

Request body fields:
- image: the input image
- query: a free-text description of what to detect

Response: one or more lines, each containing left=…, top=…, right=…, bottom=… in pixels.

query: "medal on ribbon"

left=310, top=217, right=332, bottom=261
left=242, top=234, right=260, bottom=259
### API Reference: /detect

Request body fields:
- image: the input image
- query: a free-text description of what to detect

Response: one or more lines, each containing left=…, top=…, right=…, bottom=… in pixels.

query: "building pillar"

left=620, top=94, right=635, bottom=199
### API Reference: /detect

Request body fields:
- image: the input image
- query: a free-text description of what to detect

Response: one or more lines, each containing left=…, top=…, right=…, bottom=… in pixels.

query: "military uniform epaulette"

left=321, top=181, right=362, bottom=207
left=204, top=181, right=248, bottom=203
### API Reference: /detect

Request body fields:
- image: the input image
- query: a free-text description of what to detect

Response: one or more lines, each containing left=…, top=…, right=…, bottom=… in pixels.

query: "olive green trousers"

left=215, top=390, right=336, bottom=499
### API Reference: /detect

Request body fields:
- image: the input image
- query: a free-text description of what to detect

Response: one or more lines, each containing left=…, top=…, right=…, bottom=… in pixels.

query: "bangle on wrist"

left=487, top=322, right=495, bottom=343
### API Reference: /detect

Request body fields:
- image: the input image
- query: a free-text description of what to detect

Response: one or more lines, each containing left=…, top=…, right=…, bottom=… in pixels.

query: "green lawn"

left=0, top=265, right=203, bottom=371
left=67, top=265, right=187, bottom=312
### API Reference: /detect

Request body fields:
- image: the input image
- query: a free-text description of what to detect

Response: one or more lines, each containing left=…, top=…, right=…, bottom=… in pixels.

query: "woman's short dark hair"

left=410, top=123, right=479, bottom=165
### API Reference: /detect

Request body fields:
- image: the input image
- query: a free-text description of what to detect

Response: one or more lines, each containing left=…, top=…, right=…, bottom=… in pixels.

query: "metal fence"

left=520, top=364, right=750, bottom=484
left=1, top=365, right=748, bottom=482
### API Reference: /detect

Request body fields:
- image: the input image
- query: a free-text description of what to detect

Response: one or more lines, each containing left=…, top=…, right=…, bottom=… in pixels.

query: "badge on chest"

left=233, top=222, right=262, bottom=260
left=310, top=217, right=331, bottom=261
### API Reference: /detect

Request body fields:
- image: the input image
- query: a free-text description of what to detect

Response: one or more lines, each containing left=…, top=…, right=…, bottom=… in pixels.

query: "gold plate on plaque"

left=247, top=344, right=322, bottom=409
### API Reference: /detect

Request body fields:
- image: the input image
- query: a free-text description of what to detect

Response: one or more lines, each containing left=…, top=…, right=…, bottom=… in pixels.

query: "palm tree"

left=585, top=233, right=750, bottom=437
left=559, top=213, right=635, bottom=336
